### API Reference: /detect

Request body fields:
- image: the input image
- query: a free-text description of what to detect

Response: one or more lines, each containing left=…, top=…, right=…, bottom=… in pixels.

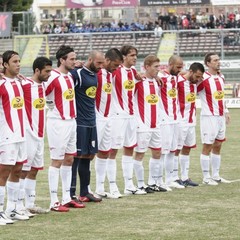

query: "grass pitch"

left=1, top=109, right=240, bottom=240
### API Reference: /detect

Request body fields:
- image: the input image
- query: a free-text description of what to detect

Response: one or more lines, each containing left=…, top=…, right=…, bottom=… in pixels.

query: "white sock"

left=133, top=159, right=144, bottom=188
left=16, top=178, right=25, bottom=211
left=60, top=165, right=72, bottom=205
left=24, top=178, right=36, bottom=208
left=95, top=157, right=107, bottom=193
left=6, top=181, right=20, bottom=212
left=200, top=154, right=211, bottom=179
left=107, top=159, right=118, bottom=192
left=172, top=156, right=179, bottom=181
left=122, top=155, right=134, bottom=189
left=0, top=186, right=5, bottom=212
left=148, top=157, right=160, bottom=185
left=179, top=154, right=190, bottom=181
left=165, top=152, right=175, bottom=185
left=211, top=153, right=221, bottom=179
left=48, top=166, right=60, bottom=206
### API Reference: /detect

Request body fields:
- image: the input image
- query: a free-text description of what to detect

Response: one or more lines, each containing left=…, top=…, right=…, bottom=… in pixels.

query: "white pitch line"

left=228, top=179, right=240, bottom=183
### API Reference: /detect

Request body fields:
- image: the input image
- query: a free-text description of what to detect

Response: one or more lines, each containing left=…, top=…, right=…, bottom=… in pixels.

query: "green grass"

left=1, top=109, right=240, bottom=240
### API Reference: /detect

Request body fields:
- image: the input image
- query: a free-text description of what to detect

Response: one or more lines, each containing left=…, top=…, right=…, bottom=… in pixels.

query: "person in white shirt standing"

left=133, top=55, right=167, bottom=193
left=45, top=45, right=85, bottom=212
left=94, top=48, right=123, bottom=199
left=197, top=53, right=231, bottom=185
left=174, top=62, right=205, bottom=187
left=0, top=50, right=28, bottom=224
left=157, top=55, right=184, bottom=190
left=17, top=57, right=52, bottom=215
left=109, top=45, right=146, bottom=195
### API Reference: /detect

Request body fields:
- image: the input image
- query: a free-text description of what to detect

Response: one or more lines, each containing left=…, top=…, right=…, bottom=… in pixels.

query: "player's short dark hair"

left=32, top=57, right=52, bottom=72
left=56, top=45, right=74, bottom=67
left=189, top=62, right=205, bottom=73
left=120, top=45, right=138, bottom=56
left=2, top=50, right=19, bottom=65
left=204, top=52, right=217, bottom=66
left=105, top=48, right=123, bottom=62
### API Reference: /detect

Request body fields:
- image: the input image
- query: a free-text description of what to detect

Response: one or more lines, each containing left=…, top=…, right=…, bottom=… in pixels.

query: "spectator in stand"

left=154, top=23, right=163, bottom=38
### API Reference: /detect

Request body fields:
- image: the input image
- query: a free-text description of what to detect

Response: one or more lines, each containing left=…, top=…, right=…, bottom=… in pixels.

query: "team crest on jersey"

left=186, top=93, right=196, bottom=103
left=86, top=86, right=97, bottom=98
left=123, top=80, right=135, bottom=90
left=12, top=97, right=24, bottom=109
left=213, top=91, right=224, bottom=100
left=33, top=98, right=46, bottom=110
left=103, top=83, right=112, bottom=94
left=145, top=94, right=159, bottom=105
left=167, top=88, right=177, bottom=98
left=63, top=89, right=75, bottom=100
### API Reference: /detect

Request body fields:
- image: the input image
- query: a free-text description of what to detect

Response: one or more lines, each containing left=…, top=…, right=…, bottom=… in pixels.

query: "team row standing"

left=0, top=45, right=230, bottom=223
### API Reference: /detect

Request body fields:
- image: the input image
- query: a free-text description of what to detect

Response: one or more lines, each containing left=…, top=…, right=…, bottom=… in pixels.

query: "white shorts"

left=111, top=117, right=137, bottom=149
left=160, top=123, right=179, bottom=154
left=97, top=117, right=112, bottom=152
left=0, top=142, right=27, bottom=166
left=47, top=118, right=77, bottom=160
left=134, top=131, right=161, bottom=153
left=177, top=125, right=196, bottom=149
left=200, top=115, right=226, bottom=144
left=22, top=132, right=44, bottom=171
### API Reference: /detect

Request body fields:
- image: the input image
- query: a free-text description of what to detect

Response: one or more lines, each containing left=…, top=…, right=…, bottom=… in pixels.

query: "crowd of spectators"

left=41, top=11, right=240, bottom=35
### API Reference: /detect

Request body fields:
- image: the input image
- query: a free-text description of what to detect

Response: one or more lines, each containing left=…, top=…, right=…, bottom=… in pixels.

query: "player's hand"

left=135, top=72, right=143, bottom=81
left=17, top=74, right=26, bottom=82
left=155, top=75, right=163, bottom=86
left=225, top=112, right=230, bottom=125
left=46, top=100, right=55, bottom=110
left=75, top=60, right=84, bottom=68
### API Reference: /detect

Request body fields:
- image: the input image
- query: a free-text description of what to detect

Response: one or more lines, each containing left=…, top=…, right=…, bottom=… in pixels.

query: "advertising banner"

left=211, top=0, right=240, bottom=5
left=66, top=0, right=138, bottom=8
left=0, top=12, right=12, bottom=38
left=140, top=0, right=210, bottom=6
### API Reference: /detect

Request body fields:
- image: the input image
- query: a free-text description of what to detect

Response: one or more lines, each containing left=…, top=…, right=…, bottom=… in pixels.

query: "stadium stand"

left=174, top=31, right=240, bottom=58
left=37, top=32, right=161, bottom=60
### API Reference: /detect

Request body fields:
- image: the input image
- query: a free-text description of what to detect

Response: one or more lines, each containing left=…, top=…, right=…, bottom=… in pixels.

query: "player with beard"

left=173, top=62, right=205, bottom=187
left=70, top=50, right=105, bottom=202
left=45, top=45, right=85, bottom=212
left=156, top=55, right=184, bottom=191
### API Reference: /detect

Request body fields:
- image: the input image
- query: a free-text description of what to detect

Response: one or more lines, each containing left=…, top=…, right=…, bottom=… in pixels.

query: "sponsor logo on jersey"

left=186, top=93, right=196, bottom=103
left=103, top=83, right=112, bottom=94
left=33, top=98, right=46, bottom=110
left=167, top=88, right=177, bottom=98
left=123, top=80, right=135, bottom=90
left=213, top=91, right=224, bottom=100
left=145, top=94, right=159, bottom=104
left=63, top=89, right=75, bottom=100
left=12, top=97, right=24, bottom=109
left=86, top=86, right=97, bottom=98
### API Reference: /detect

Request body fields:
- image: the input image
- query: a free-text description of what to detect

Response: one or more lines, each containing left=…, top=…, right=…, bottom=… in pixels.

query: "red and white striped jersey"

left=0, top=77, right=25, bottom=145
left=158, top=71, right=178, bottom=124
left=177, top=75, right=197, bottom=126
left=21, top=78, right=45, bottom=139
left=45, top=69, right=76, bottom=120
left=112, top=65, right=137, bottom=117
left=197, top=72, right=225, bottom=116
left=135, top=77, right=160, bottom=131
left=96, top=68, right=112, bottom=118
